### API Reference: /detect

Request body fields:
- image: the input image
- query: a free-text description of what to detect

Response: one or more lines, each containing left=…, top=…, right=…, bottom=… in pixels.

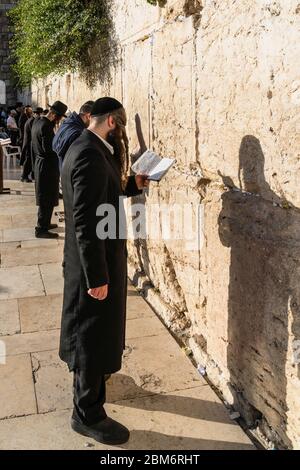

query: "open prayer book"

left=131, top=150, right=176, bottom=182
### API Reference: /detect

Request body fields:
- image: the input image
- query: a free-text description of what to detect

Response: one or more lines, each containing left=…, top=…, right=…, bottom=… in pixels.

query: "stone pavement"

left=0, top=179, right=255, bottom=450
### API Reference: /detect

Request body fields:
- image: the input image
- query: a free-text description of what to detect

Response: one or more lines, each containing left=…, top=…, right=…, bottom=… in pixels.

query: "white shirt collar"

left=89, top=130, right=114, bottom=155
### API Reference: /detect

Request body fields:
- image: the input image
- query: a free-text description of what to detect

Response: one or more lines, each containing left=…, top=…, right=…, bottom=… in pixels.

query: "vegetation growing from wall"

left=8, top=0, right=117, bottom=88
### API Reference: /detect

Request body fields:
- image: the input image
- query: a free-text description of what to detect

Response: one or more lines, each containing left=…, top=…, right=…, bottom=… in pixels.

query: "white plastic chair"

left=0, top=138, right=21, bottom=167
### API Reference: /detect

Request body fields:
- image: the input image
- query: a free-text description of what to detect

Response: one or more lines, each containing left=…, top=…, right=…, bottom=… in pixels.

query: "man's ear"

left=107, top=115, right=115, bottom=129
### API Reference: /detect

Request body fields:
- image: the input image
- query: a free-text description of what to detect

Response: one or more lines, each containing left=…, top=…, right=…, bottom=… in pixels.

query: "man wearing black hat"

left=32, top=101, right=68, bottom=238
left=21, top=107, right=43, bottom=182
left=59, top=97, right=149, bottom=445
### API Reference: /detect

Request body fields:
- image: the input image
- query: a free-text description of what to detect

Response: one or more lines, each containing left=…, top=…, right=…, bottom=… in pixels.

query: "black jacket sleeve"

left=124, top=175, right=143, bottom=197
left=72, top=151, right=109, bottom=289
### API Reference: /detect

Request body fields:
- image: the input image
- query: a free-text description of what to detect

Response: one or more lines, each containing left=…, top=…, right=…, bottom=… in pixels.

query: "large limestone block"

left=0, top=215, right=12, bottom=230
left=2, top=227, right=36, bottom=243
left=115, top=0, right=161, bottom=43
left=1, top=329, right=60, bottom=356
left=122, top=333, right=203, bottom=394
left=0, top=299, right=20, bottom=336
left=39, top=263, right=64, bottom=295
left=11, top=213, right=38, bottom=229
left=127, top=292, right=155, bottom=320
left=126, top=316, right=165, bottom=339
left=0, top=245, right=63, bottom=268
left=19, top=294, right=63, bottom=333
left=152, top=18, right=196, bottom=166
left=123, top=38, right=152, bottom=153
left=0, top=265, right=45, bottom=300
left=0, top=354, right=37, bottom=419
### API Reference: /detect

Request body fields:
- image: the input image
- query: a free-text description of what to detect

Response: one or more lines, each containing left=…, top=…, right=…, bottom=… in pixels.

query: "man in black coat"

left=53, top=100, right=94, bottom=167
left=18, top=105, right=33, bottom=148
left=21, top=107, right=43, bottom=182
left=59, top=97, right=149, bottom=445
left=32, top=101, right=68, bottom=239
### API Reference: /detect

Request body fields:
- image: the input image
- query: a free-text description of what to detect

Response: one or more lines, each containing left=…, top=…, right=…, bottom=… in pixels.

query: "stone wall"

left=0, top=0, right=17, bottom=106
left=29, top=0, right=300, bottom=449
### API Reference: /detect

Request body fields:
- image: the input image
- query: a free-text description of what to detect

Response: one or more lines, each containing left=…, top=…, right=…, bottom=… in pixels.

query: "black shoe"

left=35, top=230, right=59, bottom=239
left=71, top=417, right=130, bottom=445
left=48, top=223, right=58, bottom=230
left=21, top=177, right=32, bottom=183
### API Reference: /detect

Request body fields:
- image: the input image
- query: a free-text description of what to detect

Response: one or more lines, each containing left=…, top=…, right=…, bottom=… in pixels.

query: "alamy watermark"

left=96, top=197, right=204, bottom=251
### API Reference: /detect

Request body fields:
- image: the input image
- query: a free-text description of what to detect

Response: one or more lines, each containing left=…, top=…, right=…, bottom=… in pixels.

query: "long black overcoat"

left=20, top=116, right=34, bottom=166
left=31, top=117, right=60, bottom=207
left=59, top=129, right=141, bottom=374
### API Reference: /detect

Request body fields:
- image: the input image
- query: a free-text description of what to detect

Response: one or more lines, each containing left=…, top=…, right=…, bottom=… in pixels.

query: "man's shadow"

left=106, top=373, right=254, bottom=450
left=122, top=430, right=253, bottom=450
left=218, top=135, right=300, bottom=448
left=129, top=114, right=151, bottom=286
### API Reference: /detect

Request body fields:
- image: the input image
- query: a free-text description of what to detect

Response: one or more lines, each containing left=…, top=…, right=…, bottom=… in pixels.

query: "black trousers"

left=8, top=130, right=19, bottom=146
left=72, top=368, right=107, bottom=425
left=22, top=153, right=32, bottom=179
left=36, top=205, right=54, bottom=231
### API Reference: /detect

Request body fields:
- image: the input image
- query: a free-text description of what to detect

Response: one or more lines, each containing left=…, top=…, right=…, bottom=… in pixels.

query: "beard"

left=107, top=120, right=129, bottom=189
left=107, top=131, right=121, bottom=157
left=107, top=130, right=116, bottom=145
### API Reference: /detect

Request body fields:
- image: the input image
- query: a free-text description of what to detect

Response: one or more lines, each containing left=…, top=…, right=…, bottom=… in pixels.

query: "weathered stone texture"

left=28, top=0, right=300, bottom=448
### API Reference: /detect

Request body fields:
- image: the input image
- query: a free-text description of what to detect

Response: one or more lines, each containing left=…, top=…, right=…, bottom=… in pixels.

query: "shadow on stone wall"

left=130, top=113, right=151, bottom=284
left=218, top=135, right=300, bottom=448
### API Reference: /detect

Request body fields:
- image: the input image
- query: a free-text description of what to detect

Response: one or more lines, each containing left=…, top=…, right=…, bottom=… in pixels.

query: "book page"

left=148, top=158, right=175, bottom=181
left=131, top=150, right=161, bottom=175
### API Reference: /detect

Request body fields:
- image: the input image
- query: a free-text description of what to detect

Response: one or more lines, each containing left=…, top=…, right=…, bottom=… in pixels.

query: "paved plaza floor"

left=0, top=177, right=255, bottom=450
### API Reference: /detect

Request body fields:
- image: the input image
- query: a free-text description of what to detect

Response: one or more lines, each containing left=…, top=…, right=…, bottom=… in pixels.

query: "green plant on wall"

left=8, top=0, right=117, bottom=88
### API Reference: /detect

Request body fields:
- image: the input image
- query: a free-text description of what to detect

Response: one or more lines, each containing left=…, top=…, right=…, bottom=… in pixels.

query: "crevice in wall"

left=190, top=1, right=203, bottom=174
left=183, top=0, right=203, bottom=27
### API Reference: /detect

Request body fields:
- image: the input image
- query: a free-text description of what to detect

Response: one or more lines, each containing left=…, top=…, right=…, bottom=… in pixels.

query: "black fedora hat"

left=49, top=101, right=68, bottom=117
left=33, top=107, right=43, bottom=114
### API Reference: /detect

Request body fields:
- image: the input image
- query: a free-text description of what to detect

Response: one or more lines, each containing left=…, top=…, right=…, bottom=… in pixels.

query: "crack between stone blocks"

left=3, top=346, right=59, bottom=359
left=15, top=326, right=61, bottom=335
left=37, top=264, right=47, bottom=296
left=120, top=11, right=197, bottom=48
left=29, top=352, right=39, bottom=415
left=16, top=298, right=21, bottom=335
left=126, top=332, right=166, bottom=342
